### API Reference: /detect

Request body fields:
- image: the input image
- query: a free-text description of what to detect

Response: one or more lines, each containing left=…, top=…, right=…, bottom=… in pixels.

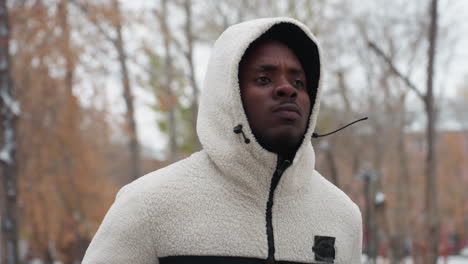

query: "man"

left=83, top=17, right=362, bottom=264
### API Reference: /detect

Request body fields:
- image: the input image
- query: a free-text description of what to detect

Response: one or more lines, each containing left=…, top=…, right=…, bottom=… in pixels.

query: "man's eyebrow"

left=254, top=64, right=305, bottom=75
left=289, top=67, right=305, bottom=75
left=255, top=64, right=278, bottom=71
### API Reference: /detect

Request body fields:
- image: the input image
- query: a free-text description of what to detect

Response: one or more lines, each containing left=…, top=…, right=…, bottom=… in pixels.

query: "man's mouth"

left=273, top=103, right=301, bottom=119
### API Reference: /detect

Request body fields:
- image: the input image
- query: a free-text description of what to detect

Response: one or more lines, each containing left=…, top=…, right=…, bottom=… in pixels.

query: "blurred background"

left=1, top=0, right=468, bottom=263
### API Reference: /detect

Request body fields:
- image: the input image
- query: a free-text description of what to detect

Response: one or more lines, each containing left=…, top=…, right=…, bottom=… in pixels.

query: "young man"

left=83, top=17, right=362, bottom=264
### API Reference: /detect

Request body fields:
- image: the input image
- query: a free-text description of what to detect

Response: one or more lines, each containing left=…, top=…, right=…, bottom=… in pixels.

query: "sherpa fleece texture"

left=83, top=17, right=363, bottom=264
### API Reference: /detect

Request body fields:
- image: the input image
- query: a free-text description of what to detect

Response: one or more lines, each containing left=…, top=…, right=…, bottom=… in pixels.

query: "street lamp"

left=356, top=171, right=379, bottom=264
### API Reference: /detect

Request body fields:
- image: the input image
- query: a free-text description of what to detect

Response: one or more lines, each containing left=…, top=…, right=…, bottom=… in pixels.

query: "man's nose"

left=274, top=76, right=297, bottom=99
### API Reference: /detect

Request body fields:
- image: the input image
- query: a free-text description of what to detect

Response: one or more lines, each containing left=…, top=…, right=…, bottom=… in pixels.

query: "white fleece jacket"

left=83, top=17, right=362, bottom=264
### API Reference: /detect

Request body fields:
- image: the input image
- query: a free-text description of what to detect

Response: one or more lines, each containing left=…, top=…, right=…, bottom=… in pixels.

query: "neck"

left=273, top=145, right=298, bottom=161
left=256, top=135, right=301, bottom=161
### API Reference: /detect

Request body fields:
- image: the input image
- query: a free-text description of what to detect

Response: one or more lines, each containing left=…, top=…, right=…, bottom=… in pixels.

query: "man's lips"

left=272, top=103, right=301, bottom=116
left=272, top=103, right=301, bottom=120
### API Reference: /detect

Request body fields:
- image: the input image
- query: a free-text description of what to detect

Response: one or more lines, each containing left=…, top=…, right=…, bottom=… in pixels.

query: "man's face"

left=239, top=39, right=311, bottom=156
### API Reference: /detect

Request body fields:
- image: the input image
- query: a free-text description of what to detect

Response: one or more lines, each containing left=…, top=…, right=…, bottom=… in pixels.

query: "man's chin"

left=258, top=132, right=303, bottom=156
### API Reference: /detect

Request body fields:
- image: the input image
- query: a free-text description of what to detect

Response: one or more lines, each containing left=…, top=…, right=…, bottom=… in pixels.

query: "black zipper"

left=265, top=157, right=291, bottom=264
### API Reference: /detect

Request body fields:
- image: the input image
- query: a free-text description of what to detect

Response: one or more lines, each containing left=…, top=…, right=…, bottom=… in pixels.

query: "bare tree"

left=368, top=0, right=440, bottom=262
left=72, top=0, right=141, bottom=180
left=112, top=0, right=141, bottom=179
left=0, top=0, right=19, bottom=263
left=180, top=0, right=201, bottom=150
left=154, top=0, right=178, bottom=161
left=424, top=1, right=439, bottom=262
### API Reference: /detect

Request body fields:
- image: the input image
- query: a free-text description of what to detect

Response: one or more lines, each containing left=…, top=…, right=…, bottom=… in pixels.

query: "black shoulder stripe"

left=159, top=256, right=312, bottom=264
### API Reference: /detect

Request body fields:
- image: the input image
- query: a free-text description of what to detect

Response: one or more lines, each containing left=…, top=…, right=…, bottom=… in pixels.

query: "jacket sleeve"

left=82, top=185, right=157, bottom=264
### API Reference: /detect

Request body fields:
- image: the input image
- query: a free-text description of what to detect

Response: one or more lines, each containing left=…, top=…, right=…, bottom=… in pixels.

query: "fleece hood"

left=197, top=17, right=322, bottom=197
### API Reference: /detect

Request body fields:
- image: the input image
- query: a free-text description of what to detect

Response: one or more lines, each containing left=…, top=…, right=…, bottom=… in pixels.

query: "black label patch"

left=312, top=236, right=336, bottom=263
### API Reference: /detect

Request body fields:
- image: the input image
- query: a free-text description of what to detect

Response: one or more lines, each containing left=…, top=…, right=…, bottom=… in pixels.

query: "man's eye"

left=256, top=76, right=271, bottom=85
left=294, top=80, right=305, bottom=88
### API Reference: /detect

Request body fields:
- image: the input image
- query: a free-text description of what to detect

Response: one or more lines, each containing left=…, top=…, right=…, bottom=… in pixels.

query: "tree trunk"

left=58, top=0, right=74, bottom=100
left=182, top=0, right=201, bottom=150
left=57, top=2, right=88, bottom=262
left=159, top=0, right=177, bottom=161
left=425, top=0, right=439, bottom=263
left=370, top=115, right=384, bottom=264
left=325, top=148, right=339, bottom=188
left=113, top=0, right=141, bottom=179
left=363, top=174, right=376, bottom=264
left=0, top=1, right=19, bottom=263
left=395, top=94, right=410, bottom=262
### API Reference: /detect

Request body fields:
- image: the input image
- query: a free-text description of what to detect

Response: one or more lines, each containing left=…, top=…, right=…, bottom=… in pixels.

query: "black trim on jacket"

left=159, top=256, right=309, bottom=264
left=266, top=157, right=292, bottom=263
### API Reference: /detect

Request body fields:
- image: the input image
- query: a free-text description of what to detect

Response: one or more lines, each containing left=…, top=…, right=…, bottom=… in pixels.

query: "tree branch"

left=368, top=41, right=426, bottom=101
left=69, top=0, right=116, bottom=45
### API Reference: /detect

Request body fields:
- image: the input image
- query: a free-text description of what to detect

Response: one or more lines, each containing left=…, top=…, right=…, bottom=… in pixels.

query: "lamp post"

left=357, top=171, right=379, bottom=264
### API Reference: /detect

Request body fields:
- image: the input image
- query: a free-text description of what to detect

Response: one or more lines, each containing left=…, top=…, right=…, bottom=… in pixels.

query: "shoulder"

left=115, top=151, right=216, bottom=212
left=119, top=151, right=208, bottom=196
left=310, top=170, right=362, bottom=224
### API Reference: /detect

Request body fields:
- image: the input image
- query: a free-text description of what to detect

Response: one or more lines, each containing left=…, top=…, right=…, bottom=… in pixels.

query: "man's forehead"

left=243, top=40, right=304, bottom=69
